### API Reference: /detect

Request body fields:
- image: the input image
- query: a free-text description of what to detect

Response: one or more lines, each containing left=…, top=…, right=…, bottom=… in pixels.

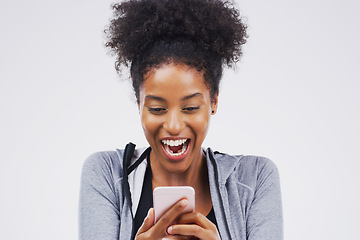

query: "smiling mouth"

left=161, top=139, right=190, bottom=157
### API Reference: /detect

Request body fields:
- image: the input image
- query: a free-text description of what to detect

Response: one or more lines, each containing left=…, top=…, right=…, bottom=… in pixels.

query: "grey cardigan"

left=79, top=147, right=283, bottom=240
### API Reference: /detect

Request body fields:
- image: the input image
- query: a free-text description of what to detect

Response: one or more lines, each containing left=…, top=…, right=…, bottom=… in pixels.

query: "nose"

left=163, top=110, right=185, bottom=135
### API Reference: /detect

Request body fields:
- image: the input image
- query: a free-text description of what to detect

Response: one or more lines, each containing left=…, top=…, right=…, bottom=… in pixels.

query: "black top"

left=132, top=155, right=218, bottom=238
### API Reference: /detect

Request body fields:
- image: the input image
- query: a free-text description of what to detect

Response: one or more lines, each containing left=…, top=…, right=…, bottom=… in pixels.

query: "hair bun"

left=106, top=0, right=248, bottom=69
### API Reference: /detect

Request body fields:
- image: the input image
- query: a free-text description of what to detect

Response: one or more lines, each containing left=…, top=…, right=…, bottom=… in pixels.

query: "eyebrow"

left=181, top=92, right=203, bottom=100
left=145, top=93, right=204, bottom=102
left=145, top=95, right=165, bottom=102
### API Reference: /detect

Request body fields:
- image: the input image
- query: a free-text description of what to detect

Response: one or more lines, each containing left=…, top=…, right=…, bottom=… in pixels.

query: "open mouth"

left=161, top=139, right=190, bottom=157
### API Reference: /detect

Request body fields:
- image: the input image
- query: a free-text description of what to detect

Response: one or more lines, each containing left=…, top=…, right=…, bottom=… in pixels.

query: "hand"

left=135, top=199, right=193, bottom=240
left=166, top=211, right=221, bottom=240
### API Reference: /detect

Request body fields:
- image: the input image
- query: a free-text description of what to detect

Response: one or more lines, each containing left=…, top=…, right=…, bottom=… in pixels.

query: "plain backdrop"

left=1, top=0, right=359, bottom=239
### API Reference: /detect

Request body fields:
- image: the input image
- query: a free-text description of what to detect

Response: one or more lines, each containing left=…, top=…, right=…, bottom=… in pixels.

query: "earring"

left=212, top=110, right=215, bottom=114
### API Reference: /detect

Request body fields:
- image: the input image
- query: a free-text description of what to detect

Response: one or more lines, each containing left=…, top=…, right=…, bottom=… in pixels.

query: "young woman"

left=79, top=0, right=283, bottom=239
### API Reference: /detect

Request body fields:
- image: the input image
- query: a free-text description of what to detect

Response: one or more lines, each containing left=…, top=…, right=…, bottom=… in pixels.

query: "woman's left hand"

left=166, top=211, right=221, bottom=240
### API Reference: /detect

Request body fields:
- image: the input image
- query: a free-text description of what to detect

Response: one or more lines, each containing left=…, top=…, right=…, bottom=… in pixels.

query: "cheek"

left=141, top=113, right=161, bottom=139
left=189, top=112, right=211, bottom=137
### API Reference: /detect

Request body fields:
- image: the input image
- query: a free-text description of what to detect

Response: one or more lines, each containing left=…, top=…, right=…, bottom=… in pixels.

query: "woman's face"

left=138, top=63, right=218, bottom=174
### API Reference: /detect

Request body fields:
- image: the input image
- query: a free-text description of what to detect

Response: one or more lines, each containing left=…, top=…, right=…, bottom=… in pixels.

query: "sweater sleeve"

left=78, top=152, right=121, bottom=240
left=246, top=157, right=283, bottom=240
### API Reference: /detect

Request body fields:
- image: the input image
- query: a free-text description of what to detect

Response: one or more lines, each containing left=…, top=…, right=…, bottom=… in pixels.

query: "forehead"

left=141, top=63, right=210, bottom=99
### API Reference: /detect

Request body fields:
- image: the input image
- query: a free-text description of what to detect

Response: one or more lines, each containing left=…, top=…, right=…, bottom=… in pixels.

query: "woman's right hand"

left=135, top=199, right=192, bottom=240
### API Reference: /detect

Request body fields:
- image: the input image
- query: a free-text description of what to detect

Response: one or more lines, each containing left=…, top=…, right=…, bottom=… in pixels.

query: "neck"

left=150, top=149, right=212, bottom=216
left=150, top=150, right=208, bottom=189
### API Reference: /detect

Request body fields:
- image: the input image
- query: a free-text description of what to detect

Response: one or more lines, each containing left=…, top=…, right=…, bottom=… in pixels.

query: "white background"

left=1, top=0, right=359, bottom=239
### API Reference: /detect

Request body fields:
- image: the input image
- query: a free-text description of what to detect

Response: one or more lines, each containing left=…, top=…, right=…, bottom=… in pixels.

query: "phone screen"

left=153, top=186, right=195, bottom=223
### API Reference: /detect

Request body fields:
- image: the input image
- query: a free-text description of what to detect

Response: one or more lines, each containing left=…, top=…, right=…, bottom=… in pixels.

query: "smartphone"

left=153, top=186, right=195, bottom=224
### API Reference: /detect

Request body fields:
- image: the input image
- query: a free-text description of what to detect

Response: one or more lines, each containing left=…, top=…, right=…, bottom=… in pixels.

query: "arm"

left=78, top=152, right=120, bottom=240
left=246, top=158, right=283, bottom=240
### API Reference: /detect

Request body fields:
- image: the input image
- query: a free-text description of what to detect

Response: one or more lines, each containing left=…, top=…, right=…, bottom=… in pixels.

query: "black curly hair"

left=105, top=0, right=248, bottom=102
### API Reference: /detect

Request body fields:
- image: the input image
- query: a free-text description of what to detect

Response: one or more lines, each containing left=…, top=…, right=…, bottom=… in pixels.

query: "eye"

left=182, top=106, right=200, bottom=112
left=148, top=107, right=167, bottom=114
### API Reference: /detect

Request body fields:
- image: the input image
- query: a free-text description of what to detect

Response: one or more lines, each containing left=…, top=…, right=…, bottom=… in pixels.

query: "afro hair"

left=105, top=0, right=248, bottom=101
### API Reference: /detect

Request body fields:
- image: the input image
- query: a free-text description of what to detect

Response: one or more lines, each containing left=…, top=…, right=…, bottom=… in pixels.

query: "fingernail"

left=146, top=208, right=151, bottom=218
left=180, top=199, right=188, bottom=207
left=167, top=226, right=173, bottom=234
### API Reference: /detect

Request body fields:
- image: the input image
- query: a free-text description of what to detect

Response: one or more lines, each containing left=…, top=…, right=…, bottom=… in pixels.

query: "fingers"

left=161, top=236, right=193, bottom=240
left=136, top=208, right=155, bottom=236
left=168, top=224, right=206, bottom=239
left=154, top=199, right=188, bottom=230
left=136, top=199, right=189, bottom=239
left=168, top=224, right=220, bottom=240
left=177, top=212, right=214, bottom=229
left=167, top=212, right=220, bottom=240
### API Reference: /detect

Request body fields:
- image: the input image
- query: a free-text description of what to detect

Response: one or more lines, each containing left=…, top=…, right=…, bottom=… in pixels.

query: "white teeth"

left=161, top=139, right=189, bottom=156
left=162, top=139, right=187, bottom=147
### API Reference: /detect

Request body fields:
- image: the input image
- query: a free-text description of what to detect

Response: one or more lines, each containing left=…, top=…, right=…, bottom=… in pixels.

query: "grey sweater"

left=79, top=147, right=283, bottom=240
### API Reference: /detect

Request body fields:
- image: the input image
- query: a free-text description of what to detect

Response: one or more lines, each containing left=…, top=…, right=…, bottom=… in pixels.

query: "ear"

left=211, top=91, right=219, bottom=115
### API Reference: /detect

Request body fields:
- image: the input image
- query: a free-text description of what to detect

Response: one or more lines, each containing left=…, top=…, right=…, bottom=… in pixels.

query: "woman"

left=79, top=0, right=283, bottom=239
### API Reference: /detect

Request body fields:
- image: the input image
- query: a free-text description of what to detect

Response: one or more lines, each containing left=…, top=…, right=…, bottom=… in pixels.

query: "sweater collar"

left=206, top=147, right=243, bottom=185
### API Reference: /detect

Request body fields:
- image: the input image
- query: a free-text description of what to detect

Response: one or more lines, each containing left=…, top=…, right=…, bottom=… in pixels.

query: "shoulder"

left=209, top=149, right=280, bottom=191
left=237, top=155, right=280, bottom=190
left=81, top=150, right=123, bottom=181
left=83, top=151, right=122, bottom=167
left=81, top=147, right=148, bottom=180
left=237, top=155, right=279, bottom=180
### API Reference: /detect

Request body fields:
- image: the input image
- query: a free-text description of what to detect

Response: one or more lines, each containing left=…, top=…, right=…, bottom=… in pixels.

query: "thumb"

left=136, top=208, right=154, bottom=236
left=147, top=208, right=155, bottom=224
